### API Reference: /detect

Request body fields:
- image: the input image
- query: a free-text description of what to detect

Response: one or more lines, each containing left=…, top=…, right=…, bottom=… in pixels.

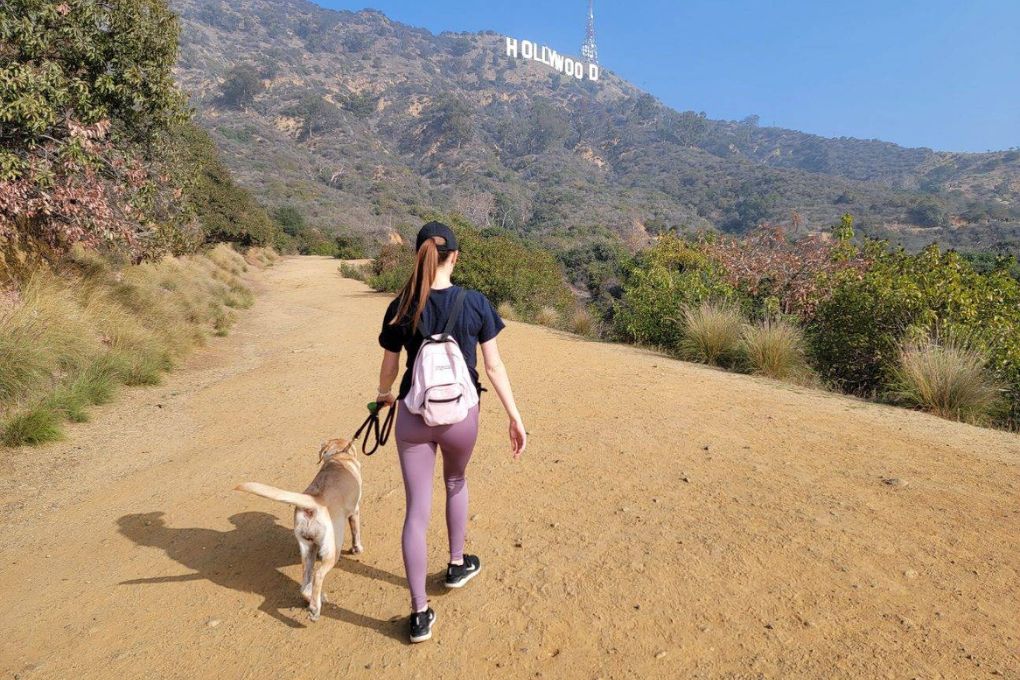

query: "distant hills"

left=172, top=0, right=1020, bottom=253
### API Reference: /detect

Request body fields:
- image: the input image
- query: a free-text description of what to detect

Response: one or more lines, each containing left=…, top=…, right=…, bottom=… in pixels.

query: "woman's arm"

left=376, top=350, right=400, bottom=405
left=480, top=338, right=526, bottom=458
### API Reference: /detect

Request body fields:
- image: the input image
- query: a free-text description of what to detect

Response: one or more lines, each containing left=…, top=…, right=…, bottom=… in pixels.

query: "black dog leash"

left=347, top=401, right=396, bottom=456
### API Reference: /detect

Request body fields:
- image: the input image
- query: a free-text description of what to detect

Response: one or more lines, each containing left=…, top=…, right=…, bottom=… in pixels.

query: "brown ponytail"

left=390, top=236, right=450, bottom=333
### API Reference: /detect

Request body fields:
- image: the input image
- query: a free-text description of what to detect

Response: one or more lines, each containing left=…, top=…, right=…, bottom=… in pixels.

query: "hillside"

left=2, top=256, right=1018, bottom=678
left=172, top=0, right=1019, bottom=253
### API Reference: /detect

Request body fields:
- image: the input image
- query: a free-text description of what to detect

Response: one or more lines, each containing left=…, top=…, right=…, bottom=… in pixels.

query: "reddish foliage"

left=0, top=120, right=153, bottom=255
left=703, top=225, right=871, bottom=319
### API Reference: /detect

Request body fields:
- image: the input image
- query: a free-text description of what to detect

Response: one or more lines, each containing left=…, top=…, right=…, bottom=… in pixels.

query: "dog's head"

left=318, top=437, right=353, bottom=463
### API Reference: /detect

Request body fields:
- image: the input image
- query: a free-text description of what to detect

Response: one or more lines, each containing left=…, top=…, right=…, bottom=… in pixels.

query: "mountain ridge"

left=172, top=0, right=1019, bottom=252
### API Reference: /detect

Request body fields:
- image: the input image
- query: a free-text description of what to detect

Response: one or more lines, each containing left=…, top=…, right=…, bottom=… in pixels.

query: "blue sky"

left=317, top=0, right=1019, bottom=152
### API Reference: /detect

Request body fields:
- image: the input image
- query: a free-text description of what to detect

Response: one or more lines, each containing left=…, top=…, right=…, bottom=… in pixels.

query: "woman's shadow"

left=117, top=511, right=409, bottom=640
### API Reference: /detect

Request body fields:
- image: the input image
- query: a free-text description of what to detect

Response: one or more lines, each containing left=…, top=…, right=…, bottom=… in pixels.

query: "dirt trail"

left=1, top=256, right=1018, bottom=679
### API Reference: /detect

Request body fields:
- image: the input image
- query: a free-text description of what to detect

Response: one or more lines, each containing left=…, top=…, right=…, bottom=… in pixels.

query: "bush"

left=703, top=224, right=867, bottom=319
left=613, top=234, right=741, bottom=348
left=333, top=234, right=367, bottom=260
left=890, top=335, right=1005, bottom=424
left=177, top=123, right=281, bottom=247
left=741, top=318, right=813, bottom=382
left=450, top=222, right=573, bottom=315
left=338, top=262, right=369, bottom=281
left=809, top=244, right=1020, bottom=426
left=363, top=218, right=575, bottom=315
left=366, top=243, right=414, bottom=293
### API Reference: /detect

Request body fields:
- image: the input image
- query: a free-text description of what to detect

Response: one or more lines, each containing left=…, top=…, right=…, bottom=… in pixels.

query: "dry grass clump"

left=533, top=305, right=560, bottom=328
left=496, top=301, right=518, bottom=322
left=741, top=317, right=814, bottom=383
left=891, top=336, right=1005, bottom=424
left=0, top=244, right=268, bottom=447
left=207, top=243, right=248, bottom=275
left=678, top=301, right=744, bottom=367
left=568, top=307, right=595, bottom=336
left=244, top=246, right=279, bottom=268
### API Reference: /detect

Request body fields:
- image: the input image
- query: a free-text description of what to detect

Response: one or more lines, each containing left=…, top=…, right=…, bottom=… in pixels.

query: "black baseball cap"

left=415, top=221, right=459, bottom=253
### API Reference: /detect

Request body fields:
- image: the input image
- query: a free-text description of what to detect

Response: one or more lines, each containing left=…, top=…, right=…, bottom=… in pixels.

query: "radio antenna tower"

left=581, top=0, right=599, bottom=64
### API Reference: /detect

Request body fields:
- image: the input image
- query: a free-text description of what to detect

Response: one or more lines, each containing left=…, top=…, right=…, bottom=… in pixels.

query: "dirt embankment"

left=1, top=256, right=1017, bottom=679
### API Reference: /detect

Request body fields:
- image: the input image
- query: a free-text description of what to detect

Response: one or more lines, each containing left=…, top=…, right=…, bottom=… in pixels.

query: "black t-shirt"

left=378, top=286, right=505, bottom=399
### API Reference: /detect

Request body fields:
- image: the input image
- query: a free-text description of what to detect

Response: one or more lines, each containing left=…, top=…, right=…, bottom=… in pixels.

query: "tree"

left=833, top=213, right=855, bottom=241
left=1, top=0, right=190, bottom=255
left=422, top=98, right=474, bottom=149
left=343, top=91, right=377, bottom=118
left=723, top=192, right=776, bottom=233
left=175, top=122, right=278, bottom=246
left=289, top=94, right=342, bottom=140
left=907, top=198, right=949, bottom=228
left=220, top=64, right=263, bottom=109
left=273, top=205, right=306, bottom=237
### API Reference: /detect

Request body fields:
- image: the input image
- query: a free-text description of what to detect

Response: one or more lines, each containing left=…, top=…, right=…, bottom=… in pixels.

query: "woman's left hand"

left=376, top=391, right=396, bottom=407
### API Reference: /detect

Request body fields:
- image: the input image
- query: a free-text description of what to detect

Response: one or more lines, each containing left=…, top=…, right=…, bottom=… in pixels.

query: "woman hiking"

left=376, top=221, right=527, bottom=643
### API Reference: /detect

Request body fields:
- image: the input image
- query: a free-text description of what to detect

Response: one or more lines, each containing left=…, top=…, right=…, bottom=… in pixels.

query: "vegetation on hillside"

left=610, top=222, right=1020, bottom=428
left=171, top=0, right=1019, bottom=262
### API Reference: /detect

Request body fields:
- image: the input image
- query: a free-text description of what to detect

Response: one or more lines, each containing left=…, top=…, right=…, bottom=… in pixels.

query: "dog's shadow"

left=117, top=511, right=406, bottom=640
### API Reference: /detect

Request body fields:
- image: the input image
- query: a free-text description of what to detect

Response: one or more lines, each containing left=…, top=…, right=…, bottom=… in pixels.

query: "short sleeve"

left=378, top=298, right=406, bottom=352
left=477, top=293, right=505, bottom=344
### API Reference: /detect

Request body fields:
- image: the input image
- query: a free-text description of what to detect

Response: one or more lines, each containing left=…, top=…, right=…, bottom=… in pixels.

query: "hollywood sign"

left=504, top=37, right=600, bottom=82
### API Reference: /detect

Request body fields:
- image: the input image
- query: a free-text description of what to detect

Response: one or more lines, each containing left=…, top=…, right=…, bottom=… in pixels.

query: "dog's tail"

left=234, top=482, right=320, bottom=511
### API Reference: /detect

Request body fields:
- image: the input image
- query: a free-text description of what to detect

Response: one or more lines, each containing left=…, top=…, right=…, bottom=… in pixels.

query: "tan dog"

left=235, top=438, right=363, bottom=620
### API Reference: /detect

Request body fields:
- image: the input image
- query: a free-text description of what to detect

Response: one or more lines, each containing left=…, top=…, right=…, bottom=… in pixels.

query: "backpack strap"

left=440, top=288, right=468, bottom=340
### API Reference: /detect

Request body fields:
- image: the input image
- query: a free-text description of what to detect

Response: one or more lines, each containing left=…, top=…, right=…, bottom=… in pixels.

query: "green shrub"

left=809, top=244, right=1020, bottom=426
left=742, top=317, right=813, bottom=382
left=890, top=335, right=1005, bottom=424
left=679, top=301, right=745, bottom=367
left=363, top=218, right=575, bottom=315
left=451, top=222, right=574, bottom=314
left=613, top=235, right=742, bottom=348
left=333, top=234, right=367, bottom=260
left=177, top=122, right=282, bottom=247
left=338, top=263, right=369, bottom=281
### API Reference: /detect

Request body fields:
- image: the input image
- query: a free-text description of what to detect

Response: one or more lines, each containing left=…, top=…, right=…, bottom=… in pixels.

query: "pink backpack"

left=402, top=288, right=479, bottom=426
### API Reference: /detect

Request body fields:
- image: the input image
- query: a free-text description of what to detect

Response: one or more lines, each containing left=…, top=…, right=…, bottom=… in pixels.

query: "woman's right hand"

left=509, top=417, right=527, bottom=459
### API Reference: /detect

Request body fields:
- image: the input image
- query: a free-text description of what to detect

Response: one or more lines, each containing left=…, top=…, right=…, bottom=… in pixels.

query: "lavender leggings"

left=395, top=403, right=480, bottom=611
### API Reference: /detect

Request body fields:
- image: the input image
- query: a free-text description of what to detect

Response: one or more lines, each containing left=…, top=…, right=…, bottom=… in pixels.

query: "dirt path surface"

left=1, top=256, right=1018, bottom=679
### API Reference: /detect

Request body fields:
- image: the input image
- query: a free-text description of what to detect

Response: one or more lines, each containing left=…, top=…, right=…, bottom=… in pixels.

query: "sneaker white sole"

left=410, top=612, right=436, bottom=643
left=444, top=565, right=481, bottom=589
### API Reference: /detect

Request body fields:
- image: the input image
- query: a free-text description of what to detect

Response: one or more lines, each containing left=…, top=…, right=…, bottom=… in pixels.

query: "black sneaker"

left=409, top=608, right=436, bottom=643
left=445, top=554, right=481, bottom=588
